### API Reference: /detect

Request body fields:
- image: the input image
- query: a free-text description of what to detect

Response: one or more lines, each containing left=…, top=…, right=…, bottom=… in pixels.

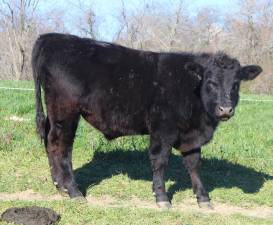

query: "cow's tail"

left=32, top=38, right=46, bottom=140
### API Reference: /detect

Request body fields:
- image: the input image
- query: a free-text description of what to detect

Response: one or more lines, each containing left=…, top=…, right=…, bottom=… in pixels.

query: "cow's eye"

left=232, top=83, right=239, bottom=91
left=206, top=81, right=217, bottom=92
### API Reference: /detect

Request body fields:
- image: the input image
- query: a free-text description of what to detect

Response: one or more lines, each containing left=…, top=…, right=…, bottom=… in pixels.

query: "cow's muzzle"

left=215, top=106, right=234, bottom=121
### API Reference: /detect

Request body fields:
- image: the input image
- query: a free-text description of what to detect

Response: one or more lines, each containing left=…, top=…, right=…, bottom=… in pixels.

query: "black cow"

left=32, top=33, right=262, bottom=208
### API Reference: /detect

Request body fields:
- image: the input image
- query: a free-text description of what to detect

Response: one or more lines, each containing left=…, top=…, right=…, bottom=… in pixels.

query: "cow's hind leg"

left=182, top=148, right=211, bottom=208
left=45, top=113, right=82, bottom=198
left=149, top=137, right=172, bottom=209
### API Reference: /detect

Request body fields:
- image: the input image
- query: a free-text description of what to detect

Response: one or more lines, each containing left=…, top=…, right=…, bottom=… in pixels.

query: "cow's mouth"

left=220, top=116, right=230, bottom=121
left=216, top=115, right=232, bottom=121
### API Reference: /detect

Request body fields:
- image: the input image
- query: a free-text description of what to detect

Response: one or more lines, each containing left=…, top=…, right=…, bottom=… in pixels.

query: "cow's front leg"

left=45, top=115, right=83, bottom=199
left=149, top=138, right=172, bottom=209
left=182, top=148, right=211, bottom=208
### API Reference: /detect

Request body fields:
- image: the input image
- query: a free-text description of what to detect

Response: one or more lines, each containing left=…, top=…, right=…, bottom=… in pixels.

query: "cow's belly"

left=80, top=92, right=149, bottom=139
left=82, top=110, right=148, bottom=139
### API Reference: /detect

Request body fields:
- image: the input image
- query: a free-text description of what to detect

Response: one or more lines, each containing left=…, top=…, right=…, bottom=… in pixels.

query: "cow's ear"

left=184, top=62, right=203, bottom=82
left=240, top=65, right=262, bottom=80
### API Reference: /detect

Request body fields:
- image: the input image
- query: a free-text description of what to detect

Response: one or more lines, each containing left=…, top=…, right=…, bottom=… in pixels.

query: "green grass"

left=0, top=80, right=273, bottom=224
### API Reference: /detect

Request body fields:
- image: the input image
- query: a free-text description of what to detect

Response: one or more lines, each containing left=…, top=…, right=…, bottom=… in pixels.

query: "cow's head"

left=186, top=53, right=262, bottom=121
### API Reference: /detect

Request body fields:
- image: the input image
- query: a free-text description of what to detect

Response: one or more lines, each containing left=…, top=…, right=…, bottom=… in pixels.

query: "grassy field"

left=0, top=80, right=273, bottom=224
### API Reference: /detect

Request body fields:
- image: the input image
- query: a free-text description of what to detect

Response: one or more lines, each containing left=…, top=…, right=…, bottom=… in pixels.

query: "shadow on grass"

left=74, top=149, right=273, bottom=201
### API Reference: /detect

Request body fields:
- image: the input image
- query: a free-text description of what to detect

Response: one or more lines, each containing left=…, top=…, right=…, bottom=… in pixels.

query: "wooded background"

left=0, top=0, right=272, bottom=94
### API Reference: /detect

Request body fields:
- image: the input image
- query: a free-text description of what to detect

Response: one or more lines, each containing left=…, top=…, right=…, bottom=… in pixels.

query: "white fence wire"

left=1, top=86, right=273, bottom=102
left=0, top=87, right=34, bottom=91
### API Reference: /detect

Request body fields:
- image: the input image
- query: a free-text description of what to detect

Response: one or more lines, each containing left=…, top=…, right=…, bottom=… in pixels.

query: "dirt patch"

left=0, top=190, right=273, bottom=219
left=174, top=199, right=273, bottom=219
left=0, top=190, right=62, bottom=201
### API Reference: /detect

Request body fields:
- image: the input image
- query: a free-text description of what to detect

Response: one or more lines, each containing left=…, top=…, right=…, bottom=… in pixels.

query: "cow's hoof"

left=69, top=190, right=84, bottom=198
left=157, top=201, right=172, bottom=209
left=198, top=201, right=213, bottom=209
left=71, top=196, right=87, bottom=204
left=57, top=189, right=69, bottom=197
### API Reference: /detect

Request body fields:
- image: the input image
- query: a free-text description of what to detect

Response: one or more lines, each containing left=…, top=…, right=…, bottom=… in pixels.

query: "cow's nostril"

left=217, top=106, right=234, bottom=116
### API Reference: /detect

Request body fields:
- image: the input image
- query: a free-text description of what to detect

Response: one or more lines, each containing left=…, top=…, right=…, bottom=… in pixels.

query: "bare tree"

left=115, top=0, right=190, bottom=51
left=0, top=0, right=40, bottom=80
left=0, top=0, right=67, bottom=80
left=115, top=0, right=147, bottom=48
left=71, top=0, right=99, bottom=39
